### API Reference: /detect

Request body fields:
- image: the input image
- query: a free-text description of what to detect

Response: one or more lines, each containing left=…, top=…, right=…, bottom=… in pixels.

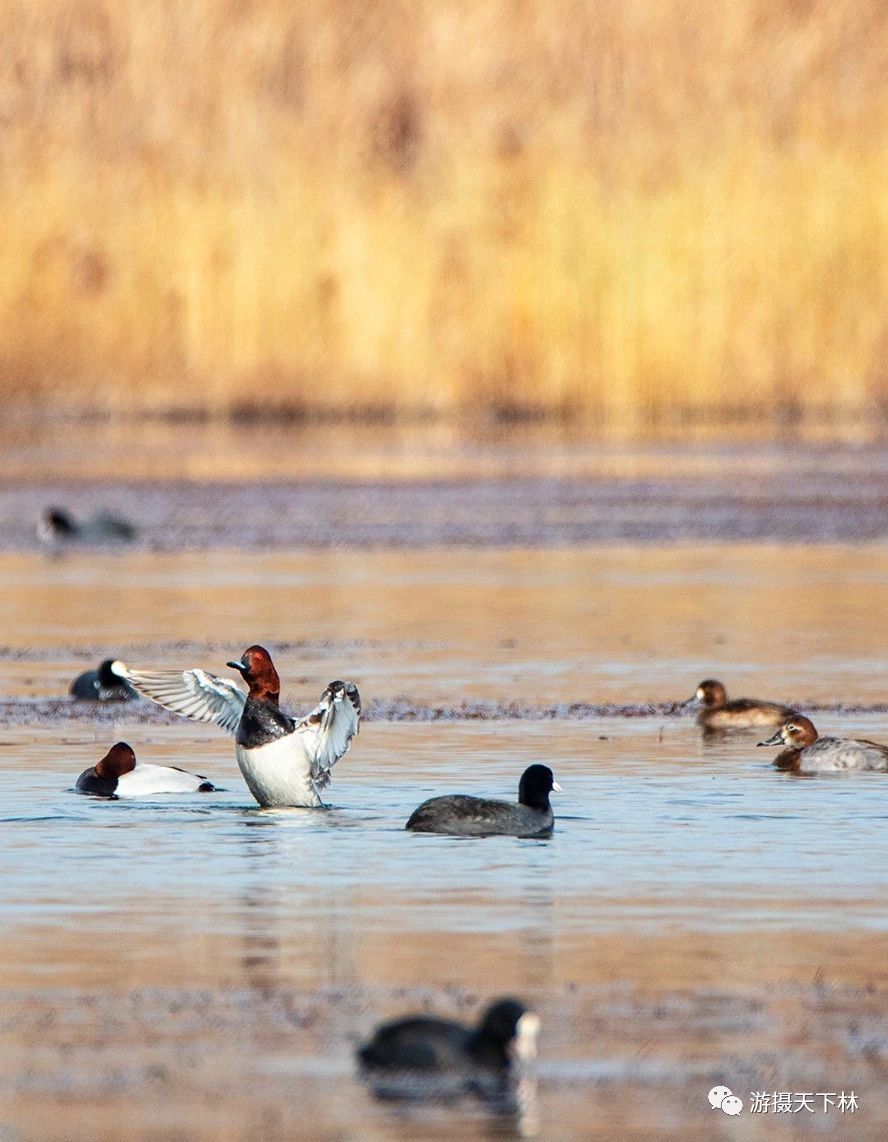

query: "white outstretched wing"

left=296, top=681, right=361, bottom=787
left=111, top=661, right=246, bottom=735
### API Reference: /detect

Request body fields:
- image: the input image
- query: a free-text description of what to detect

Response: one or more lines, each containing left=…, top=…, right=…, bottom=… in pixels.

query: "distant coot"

left=69, top=659, right=138, bottom=702
left=357, top=997, right=538, bottom=1091
left=406, top=764, right=561, bottom=837
left=39, top=507, right=137, bottom=547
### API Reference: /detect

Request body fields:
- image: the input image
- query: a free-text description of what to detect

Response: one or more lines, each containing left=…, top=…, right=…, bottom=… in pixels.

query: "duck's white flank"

left=115, top=763, right=210, bottom=797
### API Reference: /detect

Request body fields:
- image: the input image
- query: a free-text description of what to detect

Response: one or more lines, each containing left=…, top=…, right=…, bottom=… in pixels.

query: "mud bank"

left=4, top=696, right=888, bottom=728
left=2, top=460, right=888, bottom=552
left=1, top=979, right=885, bottom=1140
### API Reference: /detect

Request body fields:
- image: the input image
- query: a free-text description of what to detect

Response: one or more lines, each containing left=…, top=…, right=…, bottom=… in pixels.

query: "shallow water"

left=4, top=544, right=888, bottom=707
left=2, top=717, right=888, bottom=973
left=1, top=539, right=888, bottom=1138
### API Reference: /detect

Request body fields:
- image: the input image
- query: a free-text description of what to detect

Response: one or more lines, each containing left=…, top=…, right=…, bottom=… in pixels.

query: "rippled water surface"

left=2, top=717, right=888, bottom=969
left=2, top=535, right=888, bottom=1138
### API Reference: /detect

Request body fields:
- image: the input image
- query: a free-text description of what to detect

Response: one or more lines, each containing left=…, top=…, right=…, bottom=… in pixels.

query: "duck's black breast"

left=772, top=747, right=802, bottom=770
left=236, top=698, right=296, bottom=748
left=75, top=767, right=118, bottom=797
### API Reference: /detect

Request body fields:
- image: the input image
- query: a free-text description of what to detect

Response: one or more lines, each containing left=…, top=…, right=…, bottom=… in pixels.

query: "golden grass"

left=0, top=0, right=885, bottom=423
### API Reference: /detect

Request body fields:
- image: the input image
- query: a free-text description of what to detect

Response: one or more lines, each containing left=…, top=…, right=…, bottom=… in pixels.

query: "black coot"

left=406, top=764, right=561, bottom=837
left=70, top=659, right=137, bottom=701
left=357, top=997, right=538, bottom=1091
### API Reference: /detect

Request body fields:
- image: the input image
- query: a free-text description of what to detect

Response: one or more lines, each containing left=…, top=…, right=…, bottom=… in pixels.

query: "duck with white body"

left=75, top=742, right=216, bottom=797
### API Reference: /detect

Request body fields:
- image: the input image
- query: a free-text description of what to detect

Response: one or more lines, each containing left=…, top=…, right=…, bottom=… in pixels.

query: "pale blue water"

left=2, top=714, right=887, bottom=988
left=1, top=543, right=887, bottom=979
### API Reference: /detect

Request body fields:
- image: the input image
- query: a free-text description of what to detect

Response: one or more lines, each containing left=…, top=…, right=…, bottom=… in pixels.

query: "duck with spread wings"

left=112, top=646, right=360, bottom=808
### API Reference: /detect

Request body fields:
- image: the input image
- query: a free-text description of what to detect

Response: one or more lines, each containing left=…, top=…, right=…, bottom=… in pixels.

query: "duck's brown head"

left=693, top=679, right=727, bottom=709
left=94, top=742, right=137, bottom=779
left=758, top=716, right=819, bottom=750
left=227, top=645, right=280, bottom=703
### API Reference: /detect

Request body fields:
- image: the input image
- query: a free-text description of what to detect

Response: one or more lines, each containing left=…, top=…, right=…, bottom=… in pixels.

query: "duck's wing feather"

left=809, top=737, right=888, bottom=771
left=295, top=681, right=361, bottom=787
left=111, top=662, right=246, bottom=734
left=727, top=698, right=797, bottom=716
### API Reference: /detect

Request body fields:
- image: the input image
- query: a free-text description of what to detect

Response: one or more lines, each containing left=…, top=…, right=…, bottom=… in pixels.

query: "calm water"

left=2, top=717, right=888, bottom=970
left=2, top=542, right=888, bottom=1138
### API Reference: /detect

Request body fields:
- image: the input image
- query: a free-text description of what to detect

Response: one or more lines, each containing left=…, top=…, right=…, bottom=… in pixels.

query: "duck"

left=111, top=646, right=360, bottom=808
left=69, top=658, right=138, bottom=701
left=75, top=742, right=216, bottom=797
left=758, top=716, right=888, bottom=772
left=357, top=998, right=538, bottom=1088
left=406, top=764, right=561, bottom=837
left=39, top=507, right=137, bottom=547
left=690, top=678, right=798, bottom=730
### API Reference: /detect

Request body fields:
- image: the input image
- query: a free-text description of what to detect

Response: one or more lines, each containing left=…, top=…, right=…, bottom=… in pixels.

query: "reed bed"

left=0, top=0, right=885, bottom=424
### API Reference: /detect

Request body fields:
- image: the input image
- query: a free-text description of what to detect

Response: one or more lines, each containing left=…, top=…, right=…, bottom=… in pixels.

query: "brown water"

left=2, top=545, right=888, bottom=707
left=0, top=537, right=887, bottom=1139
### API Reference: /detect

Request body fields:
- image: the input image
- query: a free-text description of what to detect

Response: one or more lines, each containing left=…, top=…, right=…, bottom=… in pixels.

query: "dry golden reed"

left=0, top=0, right=885, bottom=424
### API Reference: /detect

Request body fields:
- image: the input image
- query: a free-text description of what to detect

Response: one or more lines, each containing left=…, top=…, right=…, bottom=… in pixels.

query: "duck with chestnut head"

left=759, top=716, right=888, bottom=773
left=75, top=742, right=215, bottom=797
left=690, top=678, right=798, bottom=730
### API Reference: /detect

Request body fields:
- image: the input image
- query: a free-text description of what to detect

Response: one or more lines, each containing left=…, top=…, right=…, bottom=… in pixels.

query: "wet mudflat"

left=1, top=429, right=888, bottom=1139
left=3, top=424, right=888, bottom=550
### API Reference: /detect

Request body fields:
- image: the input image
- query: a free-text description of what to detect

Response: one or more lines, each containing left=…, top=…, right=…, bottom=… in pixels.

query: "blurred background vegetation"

left=0, top=0, right=885, bottom=428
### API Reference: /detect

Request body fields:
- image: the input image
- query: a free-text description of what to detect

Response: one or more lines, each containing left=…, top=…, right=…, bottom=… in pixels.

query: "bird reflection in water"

left=237, top=811, right=358, bottom=992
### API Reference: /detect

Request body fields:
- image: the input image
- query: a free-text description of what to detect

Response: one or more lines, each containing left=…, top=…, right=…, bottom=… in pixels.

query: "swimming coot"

left=357, top=997, right=538, bottom=1087
left=406, top=764, right=561, bottom=837
left=69, top=659, right=138, bottom=701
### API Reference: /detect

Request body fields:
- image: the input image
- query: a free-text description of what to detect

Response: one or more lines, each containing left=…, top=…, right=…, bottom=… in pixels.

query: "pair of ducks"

left=77, top=646, right=360, bottom=806
left=76, top=646, right=560, bottom=835
left=692, top=678, right=888, bottom=773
